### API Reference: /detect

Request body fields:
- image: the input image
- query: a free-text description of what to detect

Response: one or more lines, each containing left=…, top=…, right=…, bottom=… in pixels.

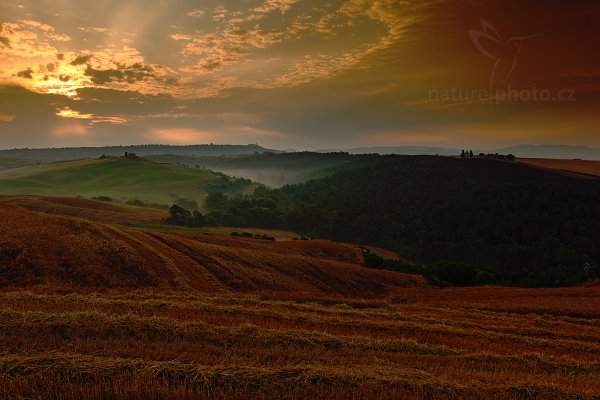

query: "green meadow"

left=0, top=157, right=249, bottom=209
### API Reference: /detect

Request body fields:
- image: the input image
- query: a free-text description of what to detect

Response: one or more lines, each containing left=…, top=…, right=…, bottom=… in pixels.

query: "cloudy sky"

left=0, top=0, right=598, bottom=150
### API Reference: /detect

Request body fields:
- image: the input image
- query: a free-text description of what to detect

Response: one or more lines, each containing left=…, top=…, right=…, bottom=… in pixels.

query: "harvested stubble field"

left=0, top=288, right=599, bottom=399
left=518, top=158, right=600, bottom=179
left=1, top=201, right=599, bottom=399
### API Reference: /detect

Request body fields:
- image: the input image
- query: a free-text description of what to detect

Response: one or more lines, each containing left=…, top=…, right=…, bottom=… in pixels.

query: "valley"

left=0, top=152, right=599, bottom=399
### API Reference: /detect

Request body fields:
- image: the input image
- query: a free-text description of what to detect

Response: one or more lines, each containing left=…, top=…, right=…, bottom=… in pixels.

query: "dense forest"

left=201, top=155, right=600, bottom=287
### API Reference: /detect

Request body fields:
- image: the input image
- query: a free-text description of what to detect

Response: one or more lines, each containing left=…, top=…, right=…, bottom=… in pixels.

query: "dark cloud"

left=0, top=23, right=9, bottom=48
left=0, top=36, right=10, bottom=49
left=16, top=68, right=33, bottom=79
left=84, top=63, right=177, bottom=86
left=0, top=85, right=68, bottom=117
left=70, top=54, right=92, bottom=66
left=84, top=66, right=124, bottom=85
left=0, top=85, right=70, bottom=148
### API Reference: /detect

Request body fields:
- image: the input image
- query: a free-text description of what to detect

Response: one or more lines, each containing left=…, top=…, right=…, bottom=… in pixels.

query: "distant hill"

left=323, top=144, right=600, bottom=160
left=0, top=157, right=44, bottom=170
left=0, top=157, right=257, bottom=209
left=495, top=144, right=600, bottom=160
left=0, top=144, right=280, bottom=162
left=320, top=146, right=461, bottom=156
left=4, top=143, right=600, bottom=163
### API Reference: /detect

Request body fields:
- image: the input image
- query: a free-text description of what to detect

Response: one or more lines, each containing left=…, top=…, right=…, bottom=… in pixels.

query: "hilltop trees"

left=165, top=205, right=205, bottom=227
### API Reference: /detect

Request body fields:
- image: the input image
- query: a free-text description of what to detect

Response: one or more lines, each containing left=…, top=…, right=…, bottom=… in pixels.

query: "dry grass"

left=0, top=288, right=599, bottom=399
left=518, top=158, right=600, bottom=179
left=1, top=200, right=600, bottom=398
left=0, top=204, right=425, bottom=295
left=0, top=195, right=167, bottom=225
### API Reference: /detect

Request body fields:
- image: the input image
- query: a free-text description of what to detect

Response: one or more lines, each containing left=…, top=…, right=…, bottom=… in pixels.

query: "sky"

left=0, top=0, right=598, bottom=150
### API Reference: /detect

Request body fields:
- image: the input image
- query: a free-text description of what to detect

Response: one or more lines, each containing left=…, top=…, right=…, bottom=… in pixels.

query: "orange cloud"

left=91, top=116, right=127, bottom=125
left=0, top=113, right=16, bottom=122
left=56, top=107, right=127, bottom=125
left=56, top=107, right=93, bottom=119
left=169, top=34, right=193, bottom=41
left=186, top=9, right=205, bottom=17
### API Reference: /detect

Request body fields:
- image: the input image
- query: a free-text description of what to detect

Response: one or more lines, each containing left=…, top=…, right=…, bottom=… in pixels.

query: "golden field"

left=0, top=198, right=599, bottom=399
left=518, top=158, right=600, bottom=179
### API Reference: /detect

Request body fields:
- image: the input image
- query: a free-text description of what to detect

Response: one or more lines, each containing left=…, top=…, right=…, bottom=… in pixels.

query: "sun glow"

left=56, top=107, right=93, bottom=119
left=35, top=78, right=83, bottom=98
left=148, top=128, right=213, bottom=144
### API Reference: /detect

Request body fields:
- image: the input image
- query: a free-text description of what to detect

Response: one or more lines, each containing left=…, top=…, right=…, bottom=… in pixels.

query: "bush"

left=164, top=205, right=205, bottom=228
left=475, top=271, right=497, bottom=285
left=91, top=196, right=113, bottom=202
left=125, top=199, right=145, bottom=207
left=425, top=262, right=479, bottom=287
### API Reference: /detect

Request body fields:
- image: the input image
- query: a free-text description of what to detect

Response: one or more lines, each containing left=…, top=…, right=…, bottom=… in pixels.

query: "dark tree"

left=192, top=210, right=206, bottom=227
left=166, top=205, right=191, bottom=225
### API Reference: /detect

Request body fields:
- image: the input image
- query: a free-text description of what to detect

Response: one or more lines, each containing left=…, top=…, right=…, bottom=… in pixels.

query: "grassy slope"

left=0, top=158, right=227, bottom=206
left=145, top=153, right=354, bottom=187
left=0, top=204, right=424, bottom=294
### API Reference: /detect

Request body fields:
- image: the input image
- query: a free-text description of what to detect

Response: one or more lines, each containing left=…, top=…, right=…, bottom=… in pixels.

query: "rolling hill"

left=497, top=144, right=600, bottom=160
left=323, top=144, right=600, bottom=160
left=0, top=195, right=168, bottom=225
left=518, top=157, right=600, bottom=178
left=146, top=152, right=355, bottom=186
left=0, top=204, right=424, bottom=295
left=0, top=157, right=256, bottom=209
left=204, top=155, right=600, bottom=286
left=1, top=197, right=599, bottom=399
left=0, top=157, right=44, bottom=171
